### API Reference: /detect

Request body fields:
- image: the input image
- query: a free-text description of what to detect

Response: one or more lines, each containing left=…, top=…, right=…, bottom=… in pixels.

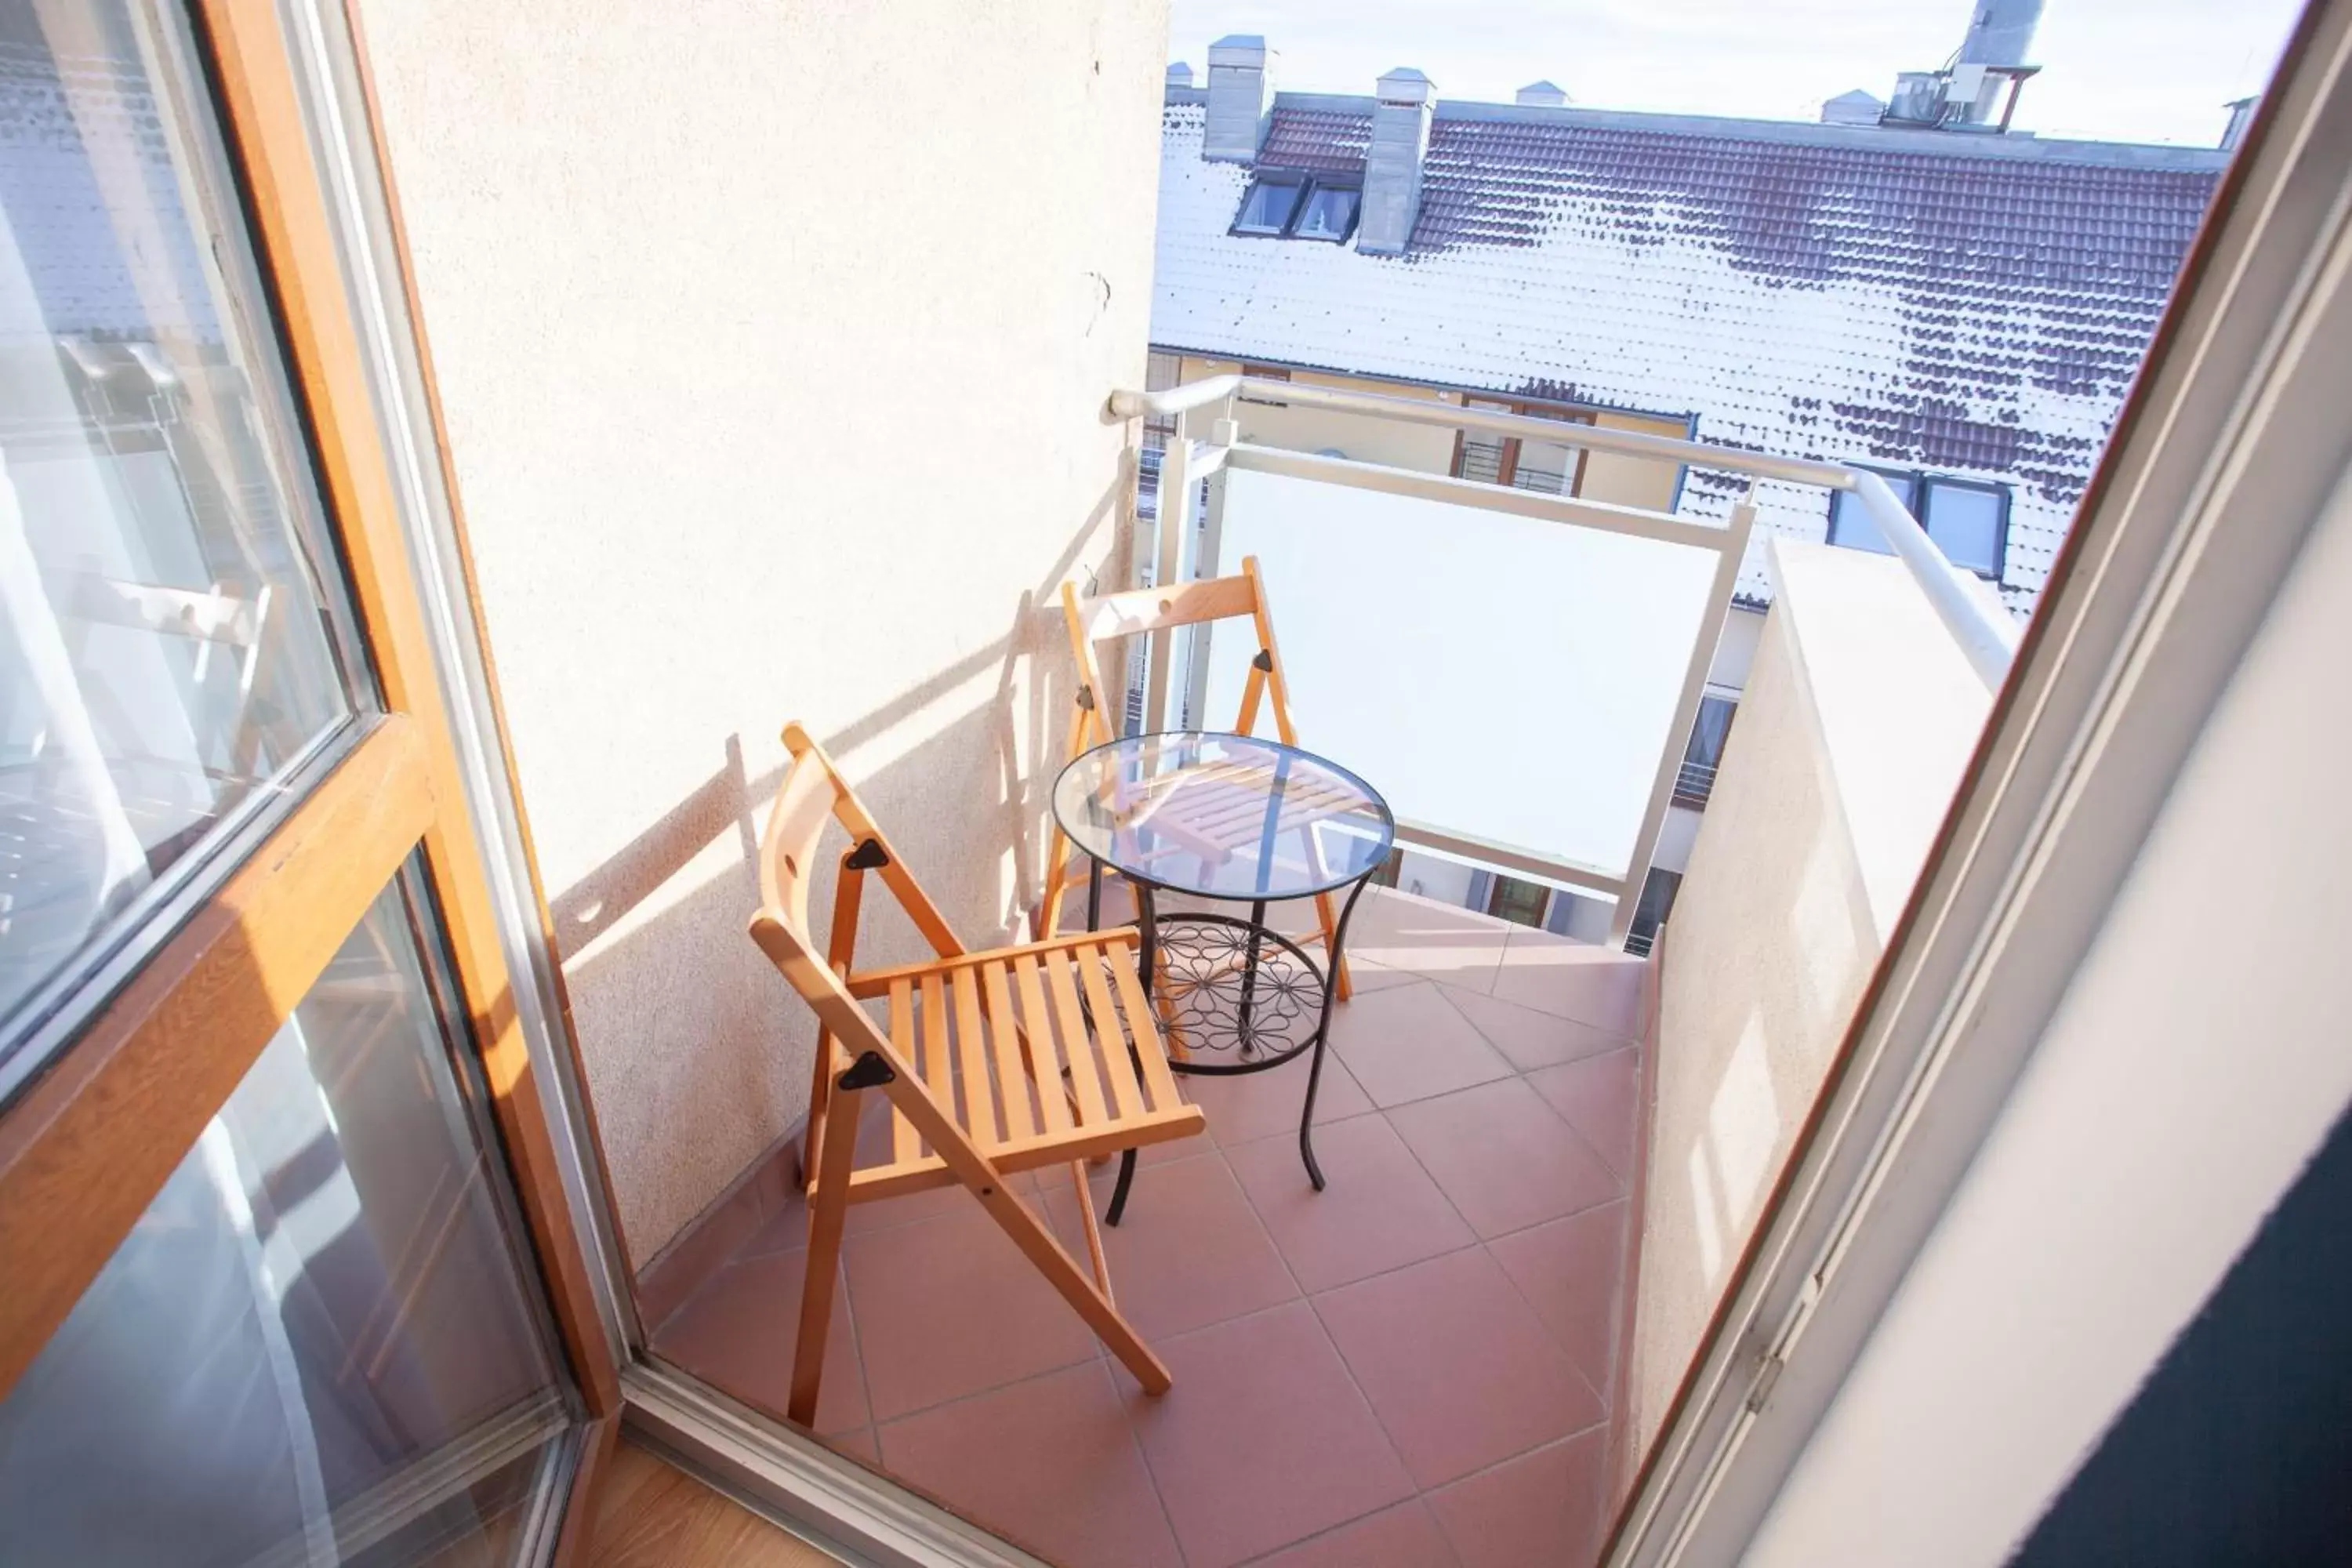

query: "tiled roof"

left=1152, top=96, right=2224, bottom=610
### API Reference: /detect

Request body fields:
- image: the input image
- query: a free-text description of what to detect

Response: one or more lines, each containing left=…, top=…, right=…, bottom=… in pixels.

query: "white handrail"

left=1105, top=374, right=1244, bottom=420
left=1110, top=374, right=2020, bottom=690
left=1846, top=470, right=2021, bottom=688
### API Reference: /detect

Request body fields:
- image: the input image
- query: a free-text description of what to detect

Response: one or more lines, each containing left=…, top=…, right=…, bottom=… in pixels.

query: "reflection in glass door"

left=0, top=1, right=593, bottom=1560
left=0, top=0, right=367, bottom=1091
left=0, top=874, right=572, bottom=1565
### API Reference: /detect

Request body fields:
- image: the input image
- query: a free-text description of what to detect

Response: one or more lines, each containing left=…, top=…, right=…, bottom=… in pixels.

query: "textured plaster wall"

left=355, top=0, right=1171, bottom=1261
left=1626, top=543, right=1990, bottom=1457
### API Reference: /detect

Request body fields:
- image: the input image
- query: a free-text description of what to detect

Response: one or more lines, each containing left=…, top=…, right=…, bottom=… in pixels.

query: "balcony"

left=638, top=376, right=2013, bottom=1566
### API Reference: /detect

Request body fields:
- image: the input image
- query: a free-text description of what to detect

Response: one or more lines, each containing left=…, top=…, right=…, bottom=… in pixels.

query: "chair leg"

left=788, top=1076, right=865, bottom=1428
left=800, top=1041, right=832, bottom=1189
left=878, top=1072, right=1172, bottom=1396
left=1066, top=1160, right=1113, bottom=1299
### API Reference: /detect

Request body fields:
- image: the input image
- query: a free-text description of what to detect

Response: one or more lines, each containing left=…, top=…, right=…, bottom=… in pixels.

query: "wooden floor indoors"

left=584, top=1441, right=840, bottom=1567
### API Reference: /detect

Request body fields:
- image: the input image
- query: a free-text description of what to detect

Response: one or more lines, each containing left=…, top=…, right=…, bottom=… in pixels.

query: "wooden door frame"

left=0, top=0, right=621, bottom=1449
left=198, top=0, right=623, bottom=1417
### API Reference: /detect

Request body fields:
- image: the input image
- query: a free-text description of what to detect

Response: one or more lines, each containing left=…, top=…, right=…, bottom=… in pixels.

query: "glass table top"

left=1052, top=732, right=1395, bottom=901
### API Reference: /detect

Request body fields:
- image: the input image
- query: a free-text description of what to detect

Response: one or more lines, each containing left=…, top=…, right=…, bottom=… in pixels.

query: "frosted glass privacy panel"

left=1200, top=470, right=1719, bottom=877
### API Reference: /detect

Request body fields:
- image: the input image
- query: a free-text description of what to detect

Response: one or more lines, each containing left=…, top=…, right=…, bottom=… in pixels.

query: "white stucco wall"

left=1628, top=542, right=1991, bottom=1455
left=356, top=0, right=1171, bottom=1260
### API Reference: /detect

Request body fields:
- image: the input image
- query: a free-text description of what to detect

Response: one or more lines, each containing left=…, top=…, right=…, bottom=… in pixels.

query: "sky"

left=1168, top=0, right=2303, bottom=147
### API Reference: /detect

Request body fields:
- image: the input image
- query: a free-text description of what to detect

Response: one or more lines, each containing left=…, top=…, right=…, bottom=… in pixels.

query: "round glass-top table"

left=1052, top=732, right=1396, bottom=1216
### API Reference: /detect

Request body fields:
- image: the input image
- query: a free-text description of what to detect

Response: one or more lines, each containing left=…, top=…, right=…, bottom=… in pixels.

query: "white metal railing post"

left=1143, top=405, right=1193, bottom=732
left=1181, top=394, right=1240, bottom=728
left=1610, top=489, right=1757, bottom=948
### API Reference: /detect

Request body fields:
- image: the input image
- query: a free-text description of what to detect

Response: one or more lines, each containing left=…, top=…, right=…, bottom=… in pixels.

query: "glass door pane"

left=0, top=0, right=368, bottom=1078
left=0, top=871, right=572, bottom=1566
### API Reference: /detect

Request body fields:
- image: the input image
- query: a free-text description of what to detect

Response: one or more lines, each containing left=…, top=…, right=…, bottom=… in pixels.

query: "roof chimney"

left=1515, top=80, right=1568, bottom=107
left=1359, top=68, right=1434, bottom=256
left=1167, top=61, right=1194, bottom=92
left=1203, top=35, right=1275, bottom=162
left=2221, top=94, right=2259, bottom=151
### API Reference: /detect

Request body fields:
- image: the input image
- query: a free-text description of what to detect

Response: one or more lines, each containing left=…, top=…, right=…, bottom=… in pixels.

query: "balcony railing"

left=1671, top=758, right=1719, bottom=810
left=1105, top=375, right=2019, bottom=947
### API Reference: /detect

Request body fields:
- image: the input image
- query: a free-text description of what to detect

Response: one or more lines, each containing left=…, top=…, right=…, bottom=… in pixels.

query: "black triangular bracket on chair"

left=837, top=1051, right=896, bottom=1091
left=1252, top=648, right=1274, bottom=671
left=844, top=837, right=891, bottom=871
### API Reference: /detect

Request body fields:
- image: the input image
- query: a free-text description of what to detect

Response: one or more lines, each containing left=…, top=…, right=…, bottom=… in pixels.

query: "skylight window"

left=1294, top=185, right=1360, bottom=242
left=1232, top=177, right=1305, bottom=236
left=1230, top=173, right=1361, bottom=241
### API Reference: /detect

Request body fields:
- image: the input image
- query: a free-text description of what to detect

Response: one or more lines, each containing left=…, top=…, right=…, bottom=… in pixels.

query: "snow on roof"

left=1151, top=95, right=2223, bottom=611
left=0, top=38, right=220, bottom=348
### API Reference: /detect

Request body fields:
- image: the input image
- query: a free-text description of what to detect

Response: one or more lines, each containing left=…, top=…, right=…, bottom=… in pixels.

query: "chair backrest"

left=1058, top=555, right=1299, bottom=748
left=748, top=724, right=965, bottom=1051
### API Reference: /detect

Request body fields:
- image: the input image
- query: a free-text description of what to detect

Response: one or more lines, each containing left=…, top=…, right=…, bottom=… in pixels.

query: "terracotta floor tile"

left=1330, top=982, right=1515, bottom=1109
left=1315, top=1247, right=1603, bottom=1487
left=1247, top=1501, right=1460, bottom=1567
left=1124, top=1301, right=1416, bottom=1568
left=1227, top=1115, right=1475, bottom=1292
left=878, top=1363, right=1181, bottom=1568
left=1425, top=1427, right=1610, bottom=1568
left=1388, top=1078, right=1624, bottom=1240
left=1342, top=956, right=1426, bottom=995
left=1527, top=1050, right=1642, bottom=1178
left=1486, top=931, right=1646, bottom=1036
left=1486, top=1203, right=1630, bottom=1405
left=738, top=1198, right=810, bottom=1259
left=652, top=1247, right=869, bottom=1436
left=1047, top=1152, right=1300, bottom=1338
left=844, top=1202, right=1102, bottom=1422
left=1440, top=983, right=1632, bottom=1073
left=1342, top=889, right=1512, bottom=993
left=1180, top=1048, right=1374, bottom=1147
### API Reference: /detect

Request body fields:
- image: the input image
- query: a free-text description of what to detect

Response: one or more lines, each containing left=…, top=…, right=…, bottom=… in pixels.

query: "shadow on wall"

left=540, top=469, right=1133, bottom=1270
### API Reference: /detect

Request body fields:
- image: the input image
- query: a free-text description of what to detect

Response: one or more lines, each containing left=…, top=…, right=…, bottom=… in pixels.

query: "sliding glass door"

left=0, top=1, right=606, bottom=1559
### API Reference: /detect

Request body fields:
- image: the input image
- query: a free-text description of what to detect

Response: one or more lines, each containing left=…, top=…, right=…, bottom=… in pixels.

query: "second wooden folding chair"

left=1039, top=556, right=1355, bottom=1000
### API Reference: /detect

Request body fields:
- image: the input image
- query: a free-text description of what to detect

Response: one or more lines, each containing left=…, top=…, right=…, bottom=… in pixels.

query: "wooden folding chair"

left=747, top=723, right=1207, bottom=1427
left=1040, top=557, right=1355, bottom=1000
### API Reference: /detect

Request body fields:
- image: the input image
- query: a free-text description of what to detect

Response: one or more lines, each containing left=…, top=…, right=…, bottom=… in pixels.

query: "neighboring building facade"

left=1149, top=32, right=2226, bottom=946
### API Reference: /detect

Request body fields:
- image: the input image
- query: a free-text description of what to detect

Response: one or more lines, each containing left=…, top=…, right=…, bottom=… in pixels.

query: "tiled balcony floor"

left=654, top=888, right=1649, bottom=1568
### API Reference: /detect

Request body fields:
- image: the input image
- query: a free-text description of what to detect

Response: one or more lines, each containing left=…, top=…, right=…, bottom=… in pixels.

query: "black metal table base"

left=1103, top=873, right=1376, bottom=1226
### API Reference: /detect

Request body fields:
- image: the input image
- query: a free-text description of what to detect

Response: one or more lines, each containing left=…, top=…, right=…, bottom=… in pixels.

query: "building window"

left=1231, top=174, right=1360, bottom=241
left=1239, top=362, right=1292, bottom=407
left=1828, top=467, right=2010, bottom=579
left=1673, top=691, right=1738, bottom=808
left=1294, top=183, right=1361, bottom=242
left=1452, top=397, right=1595, bottom=494
left=1624, top=867, right=1682, bottom=958
left=1232, top=176, right=1306, bottom=235
left=1485, top=873, right=1552, bottom=930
